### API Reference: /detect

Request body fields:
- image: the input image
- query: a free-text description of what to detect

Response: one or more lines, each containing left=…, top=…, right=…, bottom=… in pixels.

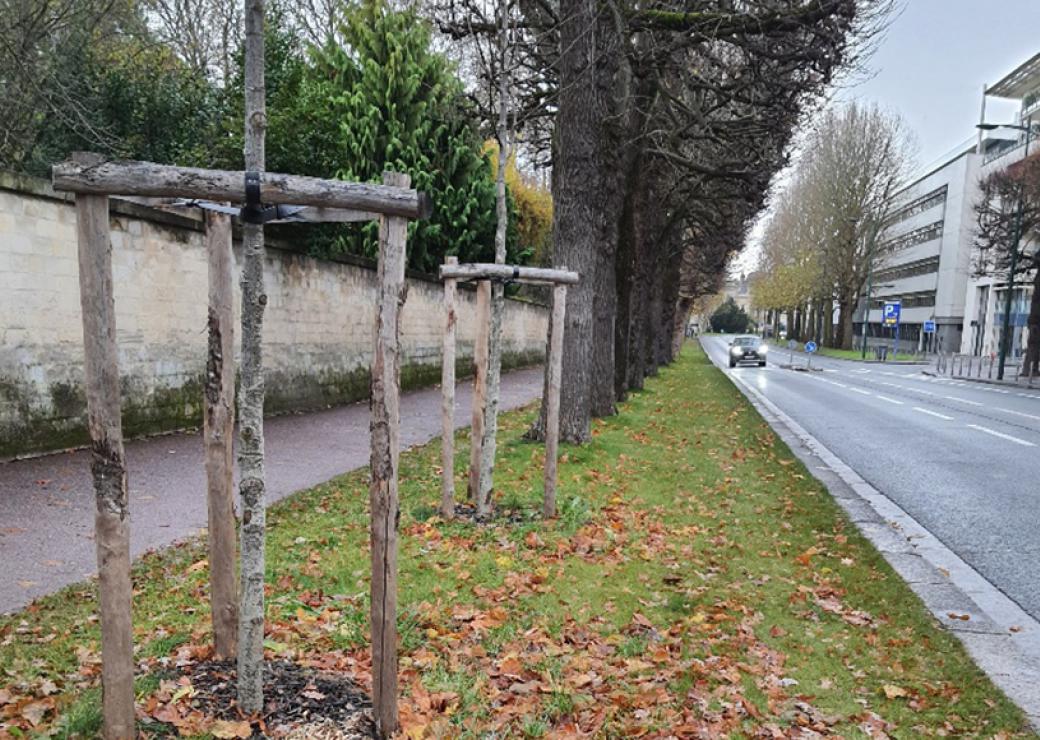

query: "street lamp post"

left=978, top=119, right=1034, bottom=380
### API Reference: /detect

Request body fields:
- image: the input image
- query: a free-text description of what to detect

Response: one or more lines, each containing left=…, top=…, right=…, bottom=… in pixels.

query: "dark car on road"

left=728, top=335, right=768, bottom=368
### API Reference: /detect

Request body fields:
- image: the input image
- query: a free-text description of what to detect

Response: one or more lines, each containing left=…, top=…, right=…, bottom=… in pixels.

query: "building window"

left=885, top=185, right=947, bottom=226
left=879, top=221, right=943, bottom=254
left=873, top=256, right=940, bottom=283
left=872, top=291, right=936, bottom=309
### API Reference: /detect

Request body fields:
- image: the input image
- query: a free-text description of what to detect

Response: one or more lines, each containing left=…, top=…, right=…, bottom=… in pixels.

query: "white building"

left=960, top=53, right=1040, bottom=358
left=857, top=51, right=1040, bottom=359
left=859, top=145, right=982, bottom=354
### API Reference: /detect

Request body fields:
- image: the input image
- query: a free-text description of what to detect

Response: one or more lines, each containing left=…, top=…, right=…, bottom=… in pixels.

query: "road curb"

left=704, top=339, right=1040, bottom=729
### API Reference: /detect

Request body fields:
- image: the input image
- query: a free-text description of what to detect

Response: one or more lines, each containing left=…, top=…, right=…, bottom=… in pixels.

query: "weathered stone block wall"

left=0, top=174, right=548, bottom=459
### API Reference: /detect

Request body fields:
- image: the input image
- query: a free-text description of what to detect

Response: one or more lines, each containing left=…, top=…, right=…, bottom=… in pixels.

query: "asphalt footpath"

left=0, top=367, right=544, bottom=614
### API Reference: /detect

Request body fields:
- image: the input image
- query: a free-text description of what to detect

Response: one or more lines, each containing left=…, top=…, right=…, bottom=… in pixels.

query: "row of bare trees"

left=752, top=103, right=914, bottom=348
left=436, top=0, right=895, bottom=440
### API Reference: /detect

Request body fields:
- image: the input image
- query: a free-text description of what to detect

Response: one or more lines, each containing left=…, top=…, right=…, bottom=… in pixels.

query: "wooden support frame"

left=56, top=154, right=429, bottom=739
left=54, top=156, right=432, bottom=219
left=438, top=261, right=578, bottom=520
left=468, top=280, right=491, bottom=512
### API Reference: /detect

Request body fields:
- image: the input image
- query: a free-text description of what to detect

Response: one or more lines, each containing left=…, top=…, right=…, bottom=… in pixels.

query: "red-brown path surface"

left=0, top=367, right=543, bottom=614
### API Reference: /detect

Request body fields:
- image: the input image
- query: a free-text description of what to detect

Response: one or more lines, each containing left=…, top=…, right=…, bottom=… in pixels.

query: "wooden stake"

left=543, top=283, right=568, bottom=518
left=370, top=171, right=409, bottom=739
left=204, top=210, right=238, bottom=659
left=440, top=256, right=458, bottom=518
left=468, top=280, right=491, bottom=514
left=75, top=189, right=135, bottom=739
left=53, top=158, right=432, bottom=219
left=439, top=263, right=578, bottom=284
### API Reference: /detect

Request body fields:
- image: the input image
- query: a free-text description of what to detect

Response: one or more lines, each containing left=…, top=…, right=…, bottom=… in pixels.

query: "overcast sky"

left=843, top=0, right=1040, bottom=168
left=736, top=0, right=1040, bottom=273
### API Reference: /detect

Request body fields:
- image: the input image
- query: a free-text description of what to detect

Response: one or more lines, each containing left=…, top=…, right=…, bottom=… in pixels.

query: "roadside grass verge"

left=816, top=346, right=923, bottom=362
left=0, top=344, right=1033, bottom=737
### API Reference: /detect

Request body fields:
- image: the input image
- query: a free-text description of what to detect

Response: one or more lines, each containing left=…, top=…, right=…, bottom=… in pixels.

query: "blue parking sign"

left=923, top=319, right=936, bottom=333
left=883, top=301, right=901, bottom=326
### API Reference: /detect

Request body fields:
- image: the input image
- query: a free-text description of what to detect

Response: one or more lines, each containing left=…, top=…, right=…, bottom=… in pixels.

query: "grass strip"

left=0, top=344, right=1032, bottom=737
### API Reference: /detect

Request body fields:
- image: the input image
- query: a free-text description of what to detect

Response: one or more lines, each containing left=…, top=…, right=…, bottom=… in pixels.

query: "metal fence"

left=935, top=353, right=1037, bottom=387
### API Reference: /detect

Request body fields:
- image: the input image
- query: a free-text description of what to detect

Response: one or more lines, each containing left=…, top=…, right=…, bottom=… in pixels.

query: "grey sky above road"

left=842, top=0, right=1040, bottom=170
left=737, top=0, right=1040, bottom=274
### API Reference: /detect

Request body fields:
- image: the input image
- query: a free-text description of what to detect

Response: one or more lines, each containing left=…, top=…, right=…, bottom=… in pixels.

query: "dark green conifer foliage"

left=309, top=0, right=499, bottom=272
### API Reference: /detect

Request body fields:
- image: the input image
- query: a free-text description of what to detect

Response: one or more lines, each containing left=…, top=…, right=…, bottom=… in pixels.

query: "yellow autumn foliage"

left=484, top=140, right=554, bottom=264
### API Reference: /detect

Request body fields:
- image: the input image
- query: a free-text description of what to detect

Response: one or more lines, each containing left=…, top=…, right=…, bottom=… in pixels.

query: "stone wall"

left=0, top=173, right=548, bottom=459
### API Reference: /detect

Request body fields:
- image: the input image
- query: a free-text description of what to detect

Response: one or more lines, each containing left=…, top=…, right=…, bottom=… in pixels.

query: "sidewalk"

left=927, top=362, right=1040, bottom=390
left=0, top=367, right=543, bottom=614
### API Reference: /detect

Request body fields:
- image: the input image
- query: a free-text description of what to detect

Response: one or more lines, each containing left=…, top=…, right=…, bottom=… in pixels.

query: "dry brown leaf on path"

left=210, top=719, right=254, bottom=738
left=20, top=698, right=55, bottom=726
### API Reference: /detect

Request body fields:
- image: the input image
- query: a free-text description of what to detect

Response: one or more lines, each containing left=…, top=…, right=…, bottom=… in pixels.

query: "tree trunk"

left=76, top=189, right=135, bottom=740
left=237, top=0, right=267, bottom=714
left=653, top=239, right=680, bottom=367
left=440, top=257, right=458, bottom=518
left=204, top=210, right=238, bottom=660
left=613, top=173, right=638, bottom=403
left=1026, top=268, right=1040, bottom=375
left=838, top=295, right=855, bottom=350
left=477, top=24, right=511, bottom=507
left=588, top=10, right=624, bottom=420
left=672, top=296, right=693, bottom=358
left=369, top=172, right=410, bottom=739
left=539, top=0, right=599, bottom=444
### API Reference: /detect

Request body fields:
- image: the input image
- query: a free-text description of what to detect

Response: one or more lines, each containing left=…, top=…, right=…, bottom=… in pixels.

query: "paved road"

left=702, top=335, right=1040, bottom=619
left=0, top=367, right=544, bottom=614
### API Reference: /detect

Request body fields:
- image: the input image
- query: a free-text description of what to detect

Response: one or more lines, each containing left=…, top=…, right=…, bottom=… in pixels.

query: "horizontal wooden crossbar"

left=439, top=263, right=579, bottom=285
left=53, top=154, right=432, bottom=220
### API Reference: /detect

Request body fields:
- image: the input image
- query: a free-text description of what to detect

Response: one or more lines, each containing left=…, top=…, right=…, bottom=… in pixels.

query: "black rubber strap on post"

left=240, top=171, right=280, bottom=224
left=490, top=266, right=522, bottom=287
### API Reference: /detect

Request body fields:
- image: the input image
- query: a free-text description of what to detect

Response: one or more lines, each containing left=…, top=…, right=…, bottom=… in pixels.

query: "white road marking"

left=944, top=395, right=983, bottom=406
left=913, top=407, right=953, bottom=420
left=997, top=408, right=1040, bottom=421
left=829, top=381, right=848, bottom=388
left=848, top=387, right=871, bottom=395
left=966, top=424, right=1036, bottom=447
left=879, top=381, right=905, bottom=389
left=875, top=395, right=904, bottom=405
